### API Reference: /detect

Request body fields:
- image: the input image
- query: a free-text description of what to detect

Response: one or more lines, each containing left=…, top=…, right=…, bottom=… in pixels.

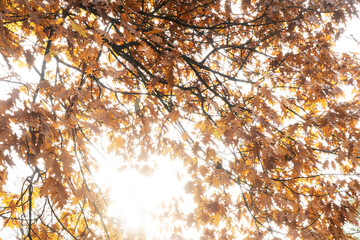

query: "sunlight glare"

left=96, top=154, right=192, bottom=236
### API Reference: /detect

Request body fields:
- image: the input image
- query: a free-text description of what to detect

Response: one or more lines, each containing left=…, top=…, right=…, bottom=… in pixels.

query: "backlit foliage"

left=1, top=0, right=360, bottom=239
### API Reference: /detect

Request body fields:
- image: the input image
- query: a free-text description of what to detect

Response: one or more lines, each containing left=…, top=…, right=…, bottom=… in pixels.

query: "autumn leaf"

left=184, top=181, right=194, bottom=194
left=70, top=20, right=88, bottom=38
left=44, top=53, right=51, bottom=63
left=24, top=49, right=35, bottom=68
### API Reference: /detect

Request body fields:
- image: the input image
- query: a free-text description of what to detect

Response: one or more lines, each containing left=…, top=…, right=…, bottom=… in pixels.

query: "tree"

left=0, top=0, right=360, bottom=239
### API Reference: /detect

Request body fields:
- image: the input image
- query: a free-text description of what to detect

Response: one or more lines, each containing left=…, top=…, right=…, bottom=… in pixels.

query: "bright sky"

left=334, top=17, right=360, bottom=53
left=93, top=150, right=198, bottom=239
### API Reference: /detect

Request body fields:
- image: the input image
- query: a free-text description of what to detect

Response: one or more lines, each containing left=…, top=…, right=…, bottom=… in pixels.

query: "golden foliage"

left=0, top=0, right=360, bottom=239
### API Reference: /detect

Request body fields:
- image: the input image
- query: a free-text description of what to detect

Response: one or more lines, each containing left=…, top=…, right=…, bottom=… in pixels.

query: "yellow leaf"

left=213, top=129, right=221, bottom=140
left=70, top=20, right=88, bottom=37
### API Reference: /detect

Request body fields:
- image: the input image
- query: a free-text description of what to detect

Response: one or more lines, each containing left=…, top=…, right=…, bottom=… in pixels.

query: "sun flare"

left=96, top=154, right=193, bottom=237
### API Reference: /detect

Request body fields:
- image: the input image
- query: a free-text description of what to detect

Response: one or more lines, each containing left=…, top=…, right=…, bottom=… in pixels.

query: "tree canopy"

left=1, top=0, right=360, bottom=239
